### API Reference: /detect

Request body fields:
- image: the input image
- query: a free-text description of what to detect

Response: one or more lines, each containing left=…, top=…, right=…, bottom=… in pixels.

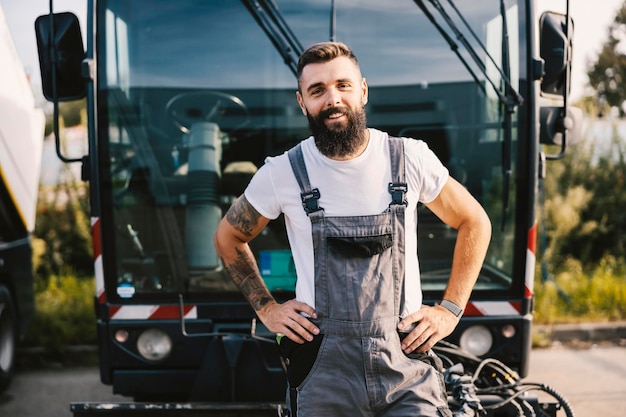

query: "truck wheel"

left=0, top=285, right=17, bottom=391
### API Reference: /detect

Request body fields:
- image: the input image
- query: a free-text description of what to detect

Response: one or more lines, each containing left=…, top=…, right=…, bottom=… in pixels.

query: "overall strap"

left=387, top=137, right=408, bottom=206
left=287, top=144, right=324, bottom=215
left=387, top=136, right=408, bottom=317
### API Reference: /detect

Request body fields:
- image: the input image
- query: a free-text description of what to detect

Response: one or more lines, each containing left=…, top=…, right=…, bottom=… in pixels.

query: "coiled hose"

left=437, top=341, right=575, bottom=417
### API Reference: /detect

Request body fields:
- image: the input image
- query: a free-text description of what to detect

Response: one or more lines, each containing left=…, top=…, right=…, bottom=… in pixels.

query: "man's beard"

left=307, top=105, right=367, bottom=158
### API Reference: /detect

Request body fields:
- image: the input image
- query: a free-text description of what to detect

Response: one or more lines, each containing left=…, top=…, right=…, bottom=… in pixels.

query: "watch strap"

left=440, top=299, right=463, bottom=317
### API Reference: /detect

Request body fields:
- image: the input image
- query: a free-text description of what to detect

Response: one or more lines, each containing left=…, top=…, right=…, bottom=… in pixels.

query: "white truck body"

left=0, top=3, right=45, bottom=392
left=0, top=5, right=45, bottom=234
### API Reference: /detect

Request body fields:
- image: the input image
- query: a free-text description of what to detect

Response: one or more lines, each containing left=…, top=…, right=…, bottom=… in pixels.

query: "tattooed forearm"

left=217, top=195, right=273, bottom=312
left=225, top=196, right=261, bottom=237
left=223, top=247, right=273, bottom=312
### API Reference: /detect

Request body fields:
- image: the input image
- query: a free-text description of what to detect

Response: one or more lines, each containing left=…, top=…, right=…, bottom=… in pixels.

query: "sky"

left=1, top=0, right=624, bottom=102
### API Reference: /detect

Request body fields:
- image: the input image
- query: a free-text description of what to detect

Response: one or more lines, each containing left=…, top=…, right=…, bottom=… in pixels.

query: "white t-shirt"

left=244, top=128, right=449, bottom=316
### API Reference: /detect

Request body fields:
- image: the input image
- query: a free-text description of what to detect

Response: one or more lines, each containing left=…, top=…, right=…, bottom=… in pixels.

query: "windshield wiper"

left=414, top=0, right=521, bottom=230
left=498, top=0, right=513, bottom=231
left=330, top=0, right=337, bottom=41
left=242, top=0, right=303, bottom=76
left=414, top=0, right=523, bottom=108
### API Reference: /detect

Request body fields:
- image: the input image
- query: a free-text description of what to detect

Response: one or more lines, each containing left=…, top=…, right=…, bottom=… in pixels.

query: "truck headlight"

left=459, top=325, right=493, bottom=357
left=137, top=328, right=172, bottom=361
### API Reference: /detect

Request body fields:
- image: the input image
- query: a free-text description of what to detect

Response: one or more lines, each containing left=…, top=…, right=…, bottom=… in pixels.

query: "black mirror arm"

left=47, top=1, right=82, bottom=164
left=543, top=112, right=568, bottom=161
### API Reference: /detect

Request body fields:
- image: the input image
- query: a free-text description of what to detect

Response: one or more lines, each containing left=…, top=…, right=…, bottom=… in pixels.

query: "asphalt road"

left=1, top=344, right=624, bottom=417
left=526, top=343, right=626, bottom=417
left=0, top=366, right=126, bottom=417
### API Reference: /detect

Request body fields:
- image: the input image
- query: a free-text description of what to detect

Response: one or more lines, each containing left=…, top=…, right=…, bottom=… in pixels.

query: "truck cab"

left=35, top=1, right=578, bottom=415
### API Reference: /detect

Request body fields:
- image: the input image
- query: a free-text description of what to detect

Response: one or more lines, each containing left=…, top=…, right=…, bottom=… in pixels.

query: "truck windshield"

left=97, top=0, right=523, bottom=301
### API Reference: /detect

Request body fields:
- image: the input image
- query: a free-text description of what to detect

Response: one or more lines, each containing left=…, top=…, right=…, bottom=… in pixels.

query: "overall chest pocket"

left=318, top=217, right=397, bottom=320
left=327, top=234, right=393, bottom=258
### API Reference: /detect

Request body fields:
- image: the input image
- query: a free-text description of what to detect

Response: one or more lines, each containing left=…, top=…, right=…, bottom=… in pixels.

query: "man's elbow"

left=458, top=203, right=491, bottom=240
left=478, top=207, right=492, bottom=234
left=472, top=206, right=492, bottom=247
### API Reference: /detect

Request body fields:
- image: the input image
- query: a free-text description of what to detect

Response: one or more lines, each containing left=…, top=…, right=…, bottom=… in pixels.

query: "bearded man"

left=215, top=41, right=491, bottom=417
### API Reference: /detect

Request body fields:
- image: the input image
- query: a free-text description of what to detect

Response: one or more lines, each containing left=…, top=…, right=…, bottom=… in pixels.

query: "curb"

left=534, top=321, right=626, bottom=345
left=16, top=344, right=100, bottom=370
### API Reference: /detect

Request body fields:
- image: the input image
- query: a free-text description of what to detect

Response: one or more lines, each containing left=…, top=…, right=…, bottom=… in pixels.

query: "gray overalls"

left=285, top=137, right=450, bottom=417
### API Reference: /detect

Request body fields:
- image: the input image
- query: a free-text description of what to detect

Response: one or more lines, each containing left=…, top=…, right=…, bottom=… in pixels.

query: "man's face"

left=296, top=57, right=369, bottom=158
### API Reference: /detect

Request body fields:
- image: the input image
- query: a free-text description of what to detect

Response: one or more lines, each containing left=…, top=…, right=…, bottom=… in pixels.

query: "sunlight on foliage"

left=535, top=116, right=626, bottom=324
left=535, top=256, right=626, bottom=324
left=24, top=274, right=97, bottom=348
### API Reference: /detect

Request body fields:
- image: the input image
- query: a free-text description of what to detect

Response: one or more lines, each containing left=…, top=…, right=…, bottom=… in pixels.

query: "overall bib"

left=284, top=138, right=450, bottom=417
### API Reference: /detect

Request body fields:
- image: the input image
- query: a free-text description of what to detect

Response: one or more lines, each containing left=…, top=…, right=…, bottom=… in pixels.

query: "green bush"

left=534, top=117, right=626, bottom=324
left=534, top=256, right=626, bottom=324
left=542, top=119, right=626, bottom=272
left=28, top=175, right=95, bottom=348
left=35, top=180, right=93, bottom=280
left=23, top=274, right=97, bottom=348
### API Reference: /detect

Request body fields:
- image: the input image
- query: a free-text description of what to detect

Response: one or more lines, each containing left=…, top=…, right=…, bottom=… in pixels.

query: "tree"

left=587, top=2, right=626, bottom=116
left=542, top=124, right=626, bottom=272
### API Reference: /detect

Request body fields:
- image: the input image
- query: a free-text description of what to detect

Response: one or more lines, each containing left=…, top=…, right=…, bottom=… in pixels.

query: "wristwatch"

left=440, top=300, right=463, bottom=317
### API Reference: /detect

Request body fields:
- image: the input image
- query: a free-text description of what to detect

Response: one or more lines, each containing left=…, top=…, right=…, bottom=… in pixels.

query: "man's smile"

left=321, top=107, right=349, bottom=126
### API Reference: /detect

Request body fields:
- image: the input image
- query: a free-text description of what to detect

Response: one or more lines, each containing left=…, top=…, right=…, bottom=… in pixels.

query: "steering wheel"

left=165, top=91, right=250, bottom=134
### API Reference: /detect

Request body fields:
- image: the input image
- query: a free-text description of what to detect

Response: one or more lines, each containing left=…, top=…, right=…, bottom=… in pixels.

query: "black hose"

left=521, top=383, right=576, bottom=417
left=434, top=341, right=575, bottom=417
left=480, top=384, right=575, bottom=417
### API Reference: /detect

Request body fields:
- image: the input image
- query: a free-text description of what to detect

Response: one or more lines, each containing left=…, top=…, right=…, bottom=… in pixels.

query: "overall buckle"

left=388, top=182, right=408, bottom=206
left=301, top=188, right=323, bottom=214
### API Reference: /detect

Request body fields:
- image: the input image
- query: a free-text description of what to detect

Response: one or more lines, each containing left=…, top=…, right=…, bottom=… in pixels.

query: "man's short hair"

left=296, top=42, right=360, bottom=88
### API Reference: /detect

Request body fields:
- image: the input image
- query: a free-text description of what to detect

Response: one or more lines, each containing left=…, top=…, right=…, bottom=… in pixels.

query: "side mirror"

left=35, top=12, right=86, bottom=101
left=539, top=11, right=573, bottom=96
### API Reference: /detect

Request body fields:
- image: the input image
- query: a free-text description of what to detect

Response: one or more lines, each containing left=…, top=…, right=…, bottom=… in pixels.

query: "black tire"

left=0, top=285, right=17, bottom=391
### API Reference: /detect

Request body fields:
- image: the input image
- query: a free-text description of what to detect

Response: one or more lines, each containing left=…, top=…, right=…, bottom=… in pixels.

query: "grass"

left=534, top=256, right=626, bottom=325
left=23, top=274, right=97, bottom=349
